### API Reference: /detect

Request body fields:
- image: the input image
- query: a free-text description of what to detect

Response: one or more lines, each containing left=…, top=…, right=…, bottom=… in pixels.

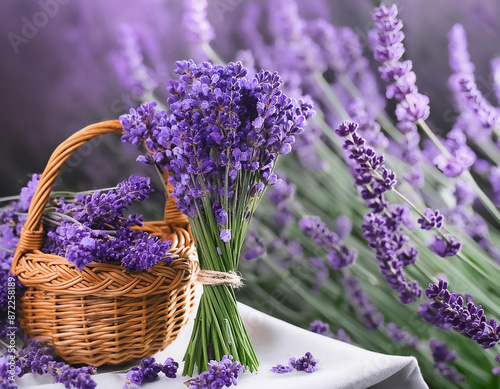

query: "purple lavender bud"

left=491, top=57, right=500, bottom=105
left=333, top=329, right=351, bottom=344
left=213, top=202, right=228, bottom=225
left=271, top=364, right=293, bottom=374
left=458, top=76, right=498, bottom=129
left=429, top=339, right=465, bottom=382
left=395, top=93, right=430, bottom=123
left=335, top=215, right=352, bottom=240
left=243, top=230, right=266, bottom=260
left=299, top=215, right=356, bottom=269
left=448, top=24, right=475, bottom=75
left=309, top=320, right=331, bottom=336
left=220, top=229, right=231, bottom=243
left=161, top=357, right=179, bottom=379
left=371, top=4, right=430, bottom=124
left=126, top=367, right=143, bottom=385
left=289, top=352, right=318, bottom=373
left=386, top=323, right=418, bottom=348
left=454, top=180, right=475, bottom=207
left=342, top=275, right=385, bottom=329
left=428, top=235, right=461, bottom=257
left=335, top=121, right=358, bottom=137
left=491, top=167, right=500, bottom=207
left=183, top=0, right=215, bottom=46
left=418, top=208, right=444, bottom=231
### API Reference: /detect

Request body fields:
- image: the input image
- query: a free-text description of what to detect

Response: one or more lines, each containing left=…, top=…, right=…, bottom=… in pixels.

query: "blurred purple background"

left=1, top=0, right=499, bottom=196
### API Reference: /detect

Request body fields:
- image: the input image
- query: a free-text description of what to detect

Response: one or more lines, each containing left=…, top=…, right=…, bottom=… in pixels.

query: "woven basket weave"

left=11, top=120, right=198, bottom=367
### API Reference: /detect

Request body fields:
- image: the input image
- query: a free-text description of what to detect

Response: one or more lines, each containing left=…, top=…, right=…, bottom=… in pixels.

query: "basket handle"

left=12, top=120, right=187, bottom=272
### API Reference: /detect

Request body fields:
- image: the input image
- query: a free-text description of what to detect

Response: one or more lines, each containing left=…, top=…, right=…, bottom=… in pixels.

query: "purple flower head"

left=126, top=367, right=143, bottom=386
left=429, top=339, right=465, bottom=382
left=342, top=275, right=384, bottom=330
left=456, top=75, right=498, bottom=130
left=448, top=24, right=474, bottom=75
left=161, top=357, right=179, bottom=379
left=270, top=364, right=293, bottom=374
left=426, top=280, right=500, bottom=349
left=299, top=215, right=356, bottom=269
left=418, top=208, right=443, bottom=231
left=386, top=323, right=418, bottom=348
left=185, top=355, right=244, bottom=388
left=213, top=202, right=228, bottom=225
left=371, top=4, right=430, bottom=124
left=395, top=93, right=430, bottom=123
left=243, top=230, right=266, bottom=260
left=183, top=0, right=215, bottom=46
left=428, top=235, right=461, bottom=258
left=16, top=173, right=41, bottom=212
left=139, top=357, right=162, bottom=382
left=289, top=352, right=318, bottom=373
left=220, top=229, right=231, bottom=243
left=309, top=320, right=331, bottom=337
left=362, top=212, right=422, bottom=304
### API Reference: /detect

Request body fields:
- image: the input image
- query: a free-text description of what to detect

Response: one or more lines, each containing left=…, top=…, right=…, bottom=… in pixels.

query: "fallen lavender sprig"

left=271, top=352, right=318, bottom=374
left=123, top=356, right=178, bottom=389
left=184, top=355, right=243, bottom=389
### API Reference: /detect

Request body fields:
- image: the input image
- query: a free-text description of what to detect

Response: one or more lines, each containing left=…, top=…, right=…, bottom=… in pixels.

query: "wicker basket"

left=11, top=120, right=198, bottom=367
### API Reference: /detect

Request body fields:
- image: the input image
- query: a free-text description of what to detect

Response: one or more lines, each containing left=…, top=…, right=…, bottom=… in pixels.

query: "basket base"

left=18, top=283, right=196, bottom=366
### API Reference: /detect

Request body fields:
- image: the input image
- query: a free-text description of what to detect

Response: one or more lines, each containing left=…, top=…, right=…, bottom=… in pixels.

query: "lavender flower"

left=426, top=280, right=500, bottom=349
left=491, top=167, right=500, bottom=207
left=182, top=0, right=214, bottom=46
left=185, top=355, right=244, bottom=389
left=161, top=357, right=179, bottom=379
left=309, top=320, right=332, bottom=337
left=491, top=57, right=500, bottom=105
left=332, top=329, right=351, bottom=344
left=429, top=339, right=465, bottom=382
left=109, top=24, right=158, bottom=99
left=432, top=128, right=476, bottom=178
left=309, top=257, right=328, bottom=292
left=220, top=229, right=231, bottom=243
left=15, top=340, right=97, bottom=389
left=270, top=364, right=293, bottom=374
left=299, top=216, right=356, bottom=269
left=242, top=230, right=266, bottom=261
left=427, top=235, right=461, bottom=258
left=371, top=4, right=430, bottom=125
left=336, top=121, right=422, bottom=303
left=417, top=209, right=443, bottom=231
left=342, top=275, right=384, bottom=329
left=289, top=352, right=318, bottom=373
left=124, top=367, right=143, bottom=387
left=386, top=323, right=418, bottom=348
left=268, top=177, right=296, bottom=228
left=457, top=76, right=498, bottom=130
left=42, top=175, right=172, bottom=271
left=123, top=357, right=178, bottom=389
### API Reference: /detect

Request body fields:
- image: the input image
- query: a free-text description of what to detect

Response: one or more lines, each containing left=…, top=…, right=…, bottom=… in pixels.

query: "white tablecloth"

left=17, top=302, right=429, bottom=389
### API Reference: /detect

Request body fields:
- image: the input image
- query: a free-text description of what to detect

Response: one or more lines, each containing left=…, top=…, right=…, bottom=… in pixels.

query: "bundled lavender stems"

left=120, top=60, right=313, bottom=375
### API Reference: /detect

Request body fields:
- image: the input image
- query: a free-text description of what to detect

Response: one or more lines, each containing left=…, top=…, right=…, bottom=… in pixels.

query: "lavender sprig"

left=299, top=216, right=356, bottom=269
left=184, top=355, right=243, bottom=389
left=426, top=280, right=500, bottom=349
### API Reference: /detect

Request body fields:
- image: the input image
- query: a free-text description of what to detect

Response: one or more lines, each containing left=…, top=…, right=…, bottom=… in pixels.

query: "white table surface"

left=16, top=302, right=429, bottom=389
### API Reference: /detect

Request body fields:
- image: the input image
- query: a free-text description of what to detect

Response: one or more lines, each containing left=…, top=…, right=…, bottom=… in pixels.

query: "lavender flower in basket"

left=120, top=60, right=314, bottom=375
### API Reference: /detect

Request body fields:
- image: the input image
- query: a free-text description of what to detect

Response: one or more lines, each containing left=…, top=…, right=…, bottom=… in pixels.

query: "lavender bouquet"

left=120, top=60, right=313, bottom=374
